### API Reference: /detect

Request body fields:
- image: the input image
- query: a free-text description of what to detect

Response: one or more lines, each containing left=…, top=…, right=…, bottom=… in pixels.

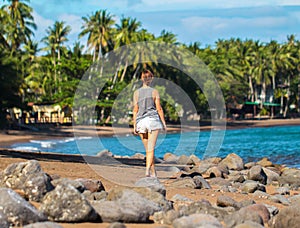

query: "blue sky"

left=7, top=0, right=300, bottom=49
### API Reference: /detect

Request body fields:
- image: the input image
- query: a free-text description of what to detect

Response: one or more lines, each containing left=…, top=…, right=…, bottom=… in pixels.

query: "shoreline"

left=0, top=118, right=299, bottom=148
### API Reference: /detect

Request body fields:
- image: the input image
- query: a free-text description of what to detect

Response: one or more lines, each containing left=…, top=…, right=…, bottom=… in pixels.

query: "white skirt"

left=136, top=116, right=163, bottom=133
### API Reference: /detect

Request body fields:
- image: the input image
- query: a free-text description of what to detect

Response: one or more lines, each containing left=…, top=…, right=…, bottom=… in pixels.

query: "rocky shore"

left=1, top=151, right=300, bottom=228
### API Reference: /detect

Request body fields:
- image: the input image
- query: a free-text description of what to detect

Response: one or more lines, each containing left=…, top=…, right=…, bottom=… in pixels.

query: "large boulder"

left=179, top=201, right=228, bottom=221
left=0, top=188, right=47, bottom=226
left=247, top=165, right=267, bottom=185
left=173, top=213, right=223, bottom=228
left=39, top=183, right=99, bottom=222
left=220, top=153, right=244, bottom=171
left=224, top=204, right=265, bottom=227
left=91, top=188, right=163, bottom=223
left=135, top=177, right=166, bottom=196
left=0, top=160, right=54, bottom=202
left=270, top=205, right=300, bottom=228
left=23, top=222, right=63, bottom=228
left=279, top=168, right=300, bottom=187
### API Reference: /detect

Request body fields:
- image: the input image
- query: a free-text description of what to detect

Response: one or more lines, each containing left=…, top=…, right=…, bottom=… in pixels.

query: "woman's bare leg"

left=147, top=130, right=159, bottom=177
left=139, top=133, right=150, bottom=176
left=139, top=130, right=159, bottom=177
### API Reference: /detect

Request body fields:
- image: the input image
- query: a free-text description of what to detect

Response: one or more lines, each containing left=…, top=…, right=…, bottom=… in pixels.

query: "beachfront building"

left=9, top=103, right=72, bottom=129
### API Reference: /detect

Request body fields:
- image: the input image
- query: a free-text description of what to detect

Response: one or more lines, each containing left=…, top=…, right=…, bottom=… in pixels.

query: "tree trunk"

left=248, top=75, right=254, bottom=102
left=120, top=60, right=128, bottom=82
left=283, top=76, right=291, bottom=118
left=133, top=65, right=140, bottom=79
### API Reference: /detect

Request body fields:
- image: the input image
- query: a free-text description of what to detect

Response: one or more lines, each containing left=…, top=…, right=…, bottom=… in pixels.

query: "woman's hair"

left=141, top=69, right=153, bottom=79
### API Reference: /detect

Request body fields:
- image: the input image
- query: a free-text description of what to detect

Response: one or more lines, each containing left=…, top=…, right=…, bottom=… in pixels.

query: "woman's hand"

left=133, top=125, right=138, bottom=135
left=162, top=122, right=167, bottom=132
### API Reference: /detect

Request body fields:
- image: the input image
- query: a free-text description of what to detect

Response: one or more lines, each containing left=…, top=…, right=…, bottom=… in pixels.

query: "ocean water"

left=9, top=125, right=300, bottom=168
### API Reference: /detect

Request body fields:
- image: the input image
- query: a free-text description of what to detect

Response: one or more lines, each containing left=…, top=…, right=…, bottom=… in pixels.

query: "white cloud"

left=181, top=16, right=288, bottom=32
left=32, top=11, right=53, bottom=42
left=58, top=14, right=82, bottom=35
left=129, top=0, right=279, bottom=12
left=278, top=0, right=300, bottom=5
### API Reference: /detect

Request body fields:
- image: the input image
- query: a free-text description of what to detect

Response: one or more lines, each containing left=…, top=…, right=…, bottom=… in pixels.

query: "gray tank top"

left=136, top=87, right=159, bottom=121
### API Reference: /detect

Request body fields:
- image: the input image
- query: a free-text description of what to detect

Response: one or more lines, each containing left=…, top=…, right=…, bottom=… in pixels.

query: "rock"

left=244, top=162, right=256, bottom=169
left=289, top=194, right=300, bottom=205
left=186, top=155, right=201, bottom=165
left=193, top=176, right=211, bottom=189
left=51, top=178, right=85, bottom=192
left=209, top=177, right=231, bottom=187
left=269, top=194, right=290, bottom=206
left=91, top=188, right=162, bottom=223
left=235, top=221, right=264, bottom=228
left=237, top=199, right=256, bottom=208
left=220, top=153, right=244, bottom=171
left=130, top=153, right=145, bottom=159
left=107, top=187, right=172, bottom=212
left=167, top=177, right=196, bottom=189
left=179, top=201, right=228, bottom=221
left=224, top=204, right=264, bottom=227
left=204, top=157, right=222, bottom=164
left=179, top=170, right=202, bottom=178
left=107, top=222, right=127, bottom=228
left=195, top=162, right=215, bottom=174
left=76, top=178, right=105, bottom=193
left=40, top=183, right=99, bottom=222
left=275, top=187, right=290, bottom=195
left=0, top=160, right=54, bottom=202
left=206, top=166, right=223, bottom=178
left=177, top=155, right=190, bottom=165
left=227, top=172, right=245, bottom=183
left=135, top=177, right=166, bottom=196
left=241, top=181, right=265, bottom=194
left=23, top=222, right=63, bottom=228
left=0, top=212, right=9, bottom=228
left=262, top=167, right=280, bottom=184
left=247, top=165, right=267, bottom=185
left=170, top=194, right=193, bottom=203
left=173, top=213, right=223, bottom=228
left=270, top=205, right=300, bottom=228
left=217, top=163, right=230, bottom=176
left=279, top=168, right=300, bottom=187
left=216, top=195, right=239, bottom=209
left=263, top=204, right=279, bottom=216
left=96, top=149, right=113, bottom=157
left=163, top=152, right=179, bottom=163
left=252, top=190, right=270, bottom=199
left=83, top=190, right=107, bottom=201
left=256, top=157, right=273, bottom=167
left=0, top=188, right=47, bottom=226
left=245, top=204, right=270, bottom=224
left=152, top=210, right=180, bottom=225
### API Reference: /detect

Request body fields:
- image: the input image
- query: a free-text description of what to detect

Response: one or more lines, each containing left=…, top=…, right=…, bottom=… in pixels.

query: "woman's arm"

left=132, top=90, right=139, bottom=134
left=153, top=89, right=167, bottom=130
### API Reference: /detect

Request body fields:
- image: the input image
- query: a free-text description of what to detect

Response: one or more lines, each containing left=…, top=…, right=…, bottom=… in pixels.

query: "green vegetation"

left=0, top=0, right=299, bottom=128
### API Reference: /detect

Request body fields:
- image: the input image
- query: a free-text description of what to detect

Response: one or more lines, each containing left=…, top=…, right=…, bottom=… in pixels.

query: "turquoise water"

left=9, top=125, right=300, bottom=168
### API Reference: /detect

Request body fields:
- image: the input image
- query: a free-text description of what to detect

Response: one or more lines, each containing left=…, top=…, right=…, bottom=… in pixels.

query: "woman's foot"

left=145, top=167, right=150, bottom=177
left=150, top=169, right=157, bottom=177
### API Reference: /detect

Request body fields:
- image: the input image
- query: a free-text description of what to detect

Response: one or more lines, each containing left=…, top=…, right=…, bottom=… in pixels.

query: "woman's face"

left=142, top=74, right=153, bottom=85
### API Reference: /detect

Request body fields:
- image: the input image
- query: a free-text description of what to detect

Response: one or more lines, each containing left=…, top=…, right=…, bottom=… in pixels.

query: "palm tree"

left=42, top=21, right=71, bottom=93
left=1, top=0, right=36, bottom=51
left=79, top=10, right=115, bottom=62
left=156, top=29, right=178, bottom=44
left=0, top=8, right=10, bottom=49
left=113, top=16, right=142, bottom=83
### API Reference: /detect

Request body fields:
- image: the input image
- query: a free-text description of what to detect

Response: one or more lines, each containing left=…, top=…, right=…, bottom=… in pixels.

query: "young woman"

left=132, top=69, right=167, bottom=177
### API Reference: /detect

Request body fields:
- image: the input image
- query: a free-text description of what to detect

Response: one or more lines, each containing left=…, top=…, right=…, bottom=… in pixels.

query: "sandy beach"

left=0, top=118, right=300, bottom=227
